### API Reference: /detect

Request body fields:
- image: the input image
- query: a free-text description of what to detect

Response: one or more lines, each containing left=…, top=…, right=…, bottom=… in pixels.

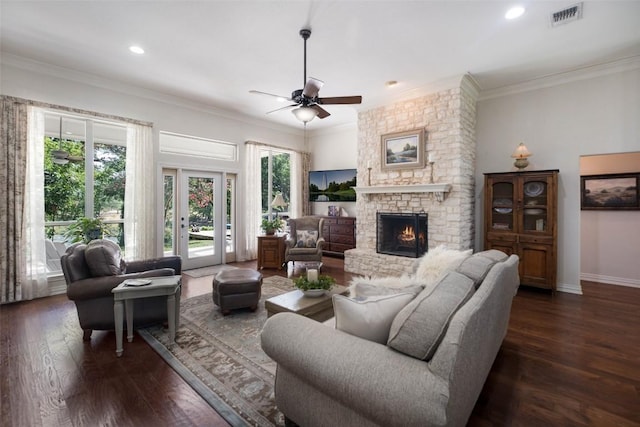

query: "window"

left=159, top=131, right=237, bottom=161
left=261, top=149, right=290, bottom=221
left=163, top=171, right=176, bottom=255
left=44, top=113, right=127, bottom=273
left=226, top=174, right=236, bottom=257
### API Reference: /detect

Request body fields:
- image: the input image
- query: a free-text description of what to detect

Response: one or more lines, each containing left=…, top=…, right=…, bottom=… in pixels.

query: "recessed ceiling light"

left=129, top=45, right=145, bottom=55
left=505, top=6, right=525, bottom=20
left=385, top=80, right=398, bottom=88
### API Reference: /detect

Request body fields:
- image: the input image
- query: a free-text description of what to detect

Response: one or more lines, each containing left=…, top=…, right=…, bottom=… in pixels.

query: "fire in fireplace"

left=376, top=212, right=428, bottom=258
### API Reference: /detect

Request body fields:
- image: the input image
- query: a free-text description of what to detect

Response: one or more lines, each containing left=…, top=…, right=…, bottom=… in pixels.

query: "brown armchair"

left=284, top=217, right=325, bottom=267
left=61, top=239, right=182, bottom=340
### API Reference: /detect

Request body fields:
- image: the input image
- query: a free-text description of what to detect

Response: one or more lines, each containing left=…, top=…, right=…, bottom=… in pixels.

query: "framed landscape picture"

left=581, top=173, right=640, bottom=210
left=308, top=169, right=357, bottom=202
left=381, top=129, right=424, bottom=171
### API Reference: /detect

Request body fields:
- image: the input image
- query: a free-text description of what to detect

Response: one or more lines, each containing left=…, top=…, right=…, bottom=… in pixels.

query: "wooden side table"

left=112, top=275, right=181, bottom=357
left=257, top=234, right=286, bottom=270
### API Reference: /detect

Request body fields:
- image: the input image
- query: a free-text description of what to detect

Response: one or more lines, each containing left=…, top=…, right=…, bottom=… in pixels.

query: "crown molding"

left=478, top=55, right=640, bottom=101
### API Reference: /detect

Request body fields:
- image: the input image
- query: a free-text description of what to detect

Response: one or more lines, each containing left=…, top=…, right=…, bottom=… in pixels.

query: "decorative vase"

left=302, top=289, right=326, bottom=298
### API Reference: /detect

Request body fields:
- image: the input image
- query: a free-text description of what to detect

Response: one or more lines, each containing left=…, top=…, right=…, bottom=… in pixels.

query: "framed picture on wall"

left=381, top=129, right=425, bottom=171
left=581, top=173, right=640, bottom=210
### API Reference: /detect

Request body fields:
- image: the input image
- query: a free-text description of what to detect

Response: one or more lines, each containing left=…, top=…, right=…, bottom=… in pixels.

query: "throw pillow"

left=414, top=246, right=472, bottom=286
left=84, top=239, right=123, bottom=277
left=387, top=271, right=475, bottom=361
left=295, top=230, right=318, bottom=248
left=333, top=293, right=416, bottom=344
left=348, top=276, right=424, bottom=299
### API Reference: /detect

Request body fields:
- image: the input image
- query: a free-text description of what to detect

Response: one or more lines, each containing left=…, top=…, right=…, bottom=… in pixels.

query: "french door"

left=164, top=169, right=224, bottom=270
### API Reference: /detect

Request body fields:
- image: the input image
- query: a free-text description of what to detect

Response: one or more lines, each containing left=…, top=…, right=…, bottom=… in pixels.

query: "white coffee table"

left=112, top=275, right=182, bottom=357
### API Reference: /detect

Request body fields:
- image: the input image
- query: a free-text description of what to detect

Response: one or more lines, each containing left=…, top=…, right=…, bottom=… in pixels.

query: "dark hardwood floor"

left=1, top=257, right=638, bottom=426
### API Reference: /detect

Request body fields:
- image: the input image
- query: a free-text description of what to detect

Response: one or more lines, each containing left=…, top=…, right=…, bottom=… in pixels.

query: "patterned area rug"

left=182, top=264, right=238, bottom=278
left=139, top=275, right=296, bottom=427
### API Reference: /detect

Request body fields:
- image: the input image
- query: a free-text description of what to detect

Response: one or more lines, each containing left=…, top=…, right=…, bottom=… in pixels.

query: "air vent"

left=550, top=3, right=583, bottom=27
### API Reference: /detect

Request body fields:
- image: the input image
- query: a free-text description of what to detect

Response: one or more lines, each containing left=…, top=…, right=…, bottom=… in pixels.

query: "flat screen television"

left=309, top=168, right=357, bottom=202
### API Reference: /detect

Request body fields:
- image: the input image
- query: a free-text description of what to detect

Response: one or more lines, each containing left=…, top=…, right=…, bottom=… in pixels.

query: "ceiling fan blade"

left=311, top=104, right=331, bottom=119
left=266, top=104, right=297, bottom=115
left=302, top=78, right=324, bottom=98
left=249, top=90, right=291, bottom=101
left=317, top=95, right=362, bottom=105
left=68, top=155, right=84, bottom=162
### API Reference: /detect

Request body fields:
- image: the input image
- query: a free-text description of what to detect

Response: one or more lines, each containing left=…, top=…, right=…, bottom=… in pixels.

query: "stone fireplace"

left=377, top=212, right=428, bottom=258
left=344, top=75, right=479, bottom=277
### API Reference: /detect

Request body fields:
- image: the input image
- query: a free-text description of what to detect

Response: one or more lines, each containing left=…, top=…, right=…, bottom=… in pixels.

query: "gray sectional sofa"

left=261, top=250, right=520, bottom=427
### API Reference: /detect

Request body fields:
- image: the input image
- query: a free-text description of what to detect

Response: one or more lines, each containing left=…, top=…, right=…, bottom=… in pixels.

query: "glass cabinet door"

left=521, top=179, right=548, bottom=233
left=490, top=181, right=514, bottom=231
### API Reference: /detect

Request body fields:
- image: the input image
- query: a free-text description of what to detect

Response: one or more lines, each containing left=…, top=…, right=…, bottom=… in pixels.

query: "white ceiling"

left=2, top=1, right=640, bottom=131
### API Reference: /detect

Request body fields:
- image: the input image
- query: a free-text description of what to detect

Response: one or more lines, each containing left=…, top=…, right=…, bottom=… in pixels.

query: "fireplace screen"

left=376, top=212, right=428, bottom=258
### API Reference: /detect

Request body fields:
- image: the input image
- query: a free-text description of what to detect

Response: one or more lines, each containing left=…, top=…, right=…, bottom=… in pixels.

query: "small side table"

left=111, top=275, right=182, bottom=357
left=257, top=234, right=286, bottom=270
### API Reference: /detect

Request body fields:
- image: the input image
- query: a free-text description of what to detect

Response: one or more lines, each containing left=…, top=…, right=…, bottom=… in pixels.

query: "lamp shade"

left=511, top=142, right=532, bottom=159
left=292, top=106, right=318, bottom=123
left=271, top=193, right=288, bottom=209
left=52, top=156, right=69, bottom=165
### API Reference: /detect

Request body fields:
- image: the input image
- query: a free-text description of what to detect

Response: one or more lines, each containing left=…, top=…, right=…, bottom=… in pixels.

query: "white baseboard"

left=580, top=273, right=640, bottom=289
left=556, top=282, right=583, bottom=295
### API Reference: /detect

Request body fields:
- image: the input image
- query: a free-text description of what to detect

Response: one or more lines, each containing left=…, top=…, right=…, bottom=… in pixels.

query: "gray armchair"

left=284, top=217, right=325, bottom=266
left=61, top=239, right=182, bottom=340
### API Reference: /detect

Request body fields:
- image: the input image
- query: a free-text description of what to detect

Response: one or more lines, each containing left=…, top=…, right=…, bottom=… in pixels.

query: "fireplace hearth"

left=376, top=212, right=428, bottom=258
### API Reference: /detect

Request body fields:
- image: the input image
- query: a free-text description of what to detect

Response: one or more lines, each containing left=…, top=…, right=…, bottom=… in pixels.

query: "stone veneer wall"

left=345, top=75, right=478, bottom=277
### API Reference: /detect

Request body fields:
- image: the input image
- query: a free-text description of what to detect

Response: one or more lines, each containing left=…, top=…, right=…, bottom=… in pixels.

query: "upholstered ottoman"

left=212, top=268, right=263, bottom=315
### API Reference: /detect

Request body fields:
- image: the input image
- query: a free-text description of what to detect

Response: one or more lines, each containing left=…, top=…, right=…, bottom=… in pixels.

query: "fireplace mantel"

left=355, top=183, right=452, bottom=202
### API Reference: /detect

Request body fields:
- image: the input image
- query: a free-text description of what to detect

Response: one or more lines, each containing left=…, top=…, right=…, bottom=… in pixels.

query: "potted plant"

left=293, top=274, right=335, bottom=297
left=65, top=217, right=105, bottom=243
left=261, top=217, right=284, bottom=235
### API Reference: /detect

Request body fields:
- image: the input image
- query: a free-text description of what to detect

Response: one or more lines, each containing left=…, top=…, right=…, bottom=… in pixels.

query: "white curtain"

left=290, top=151, right=303, bottom=218
left=124, top=123, right=155, bottom=260
left=24, top=106, right=48, bottom=300
left=244, top=142, right=262, bottom=260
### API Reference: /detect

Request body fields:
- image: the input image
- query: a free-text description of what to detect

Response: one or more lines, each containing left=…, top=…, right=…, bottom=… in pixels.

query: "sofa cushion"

left=455, top=252, right=502, bottom=288
left=333, top=293, right=416, bottom=344
left=348, top=276, right=424, bottom=299
left=477, top=249, right=508, bottom=263
left=84, top=239, right=123, bottom=277
left=387, top=271, right=475, bottom=360
left=414, top=246, right=472, bottom=286
left=296, top=230, right=318, bottom=248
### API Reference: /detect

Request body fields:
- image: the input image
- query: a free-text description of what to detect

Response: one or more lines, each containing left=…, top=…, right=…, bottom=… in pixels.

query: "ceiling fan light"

left=292, top=106, right=318, bottom=123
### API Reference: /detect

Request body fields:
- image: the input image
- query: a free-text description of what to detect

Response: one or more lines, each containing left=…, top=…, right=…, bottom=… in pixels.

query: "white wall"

left=2, top=57, right=304, bottom=261
left=475, top=66, right=640, bottom=293
left=308, top=124, right=358, bottom=217
left=580, top=153, right=640, bottom=287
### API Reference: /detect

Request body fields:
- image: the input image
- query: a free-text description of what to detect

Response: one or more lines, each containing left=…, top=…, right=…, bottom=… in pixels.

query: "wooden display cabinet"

left=257, top=235, right=286, bottom=270
left=484, top=170, right=559, bottom=291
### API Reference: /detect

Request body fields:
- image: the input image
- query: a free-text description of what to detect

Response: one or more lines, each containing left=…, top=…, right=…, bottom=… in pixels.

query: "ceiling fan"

left=51, top=116, right=84, bottom=165
left=250, top=28, right=362, bottom=123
